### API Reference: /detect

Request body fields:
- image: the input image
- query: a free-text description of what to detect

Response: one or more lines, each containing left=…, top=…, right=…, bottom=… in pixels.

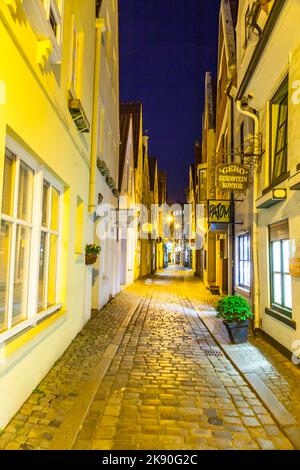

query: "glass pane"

left=47, top=234, right=58, bottom=307
left=272, top=241, right=281, bottom=272
left=273, top=273, right=282, bottom=305
left=0, top=221, right=11, bottom=331
left=284, top=274, right=292, bottom=310
left=275, top=124, right=287, bottom=153
left=282, top=240, right=290, bottom=273
left=12, top=225, right=31, bottom=326
left=244, top=236, right=248, bottom=261
left=2, top=152, right=14, bottom=215
left=239, top=237, right=244, bottom=260
left=38, top=232, right=47, bottom=312
left=18, top=161, right=34, bottom=222
left=239, top=261, right=244, bottom=285
left=51, top=188, right=60, bottom=231
left=42, top=181, right=50, bottom=228
left=245, top=261, right=250, bottom=288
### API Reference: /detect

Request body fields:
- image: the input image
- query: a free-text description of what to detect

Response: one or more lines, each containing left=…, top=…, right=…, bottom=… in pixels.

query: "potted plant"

left=85, top=244, right=101, bottom=266
left=216, top=295, right=253, bottom=344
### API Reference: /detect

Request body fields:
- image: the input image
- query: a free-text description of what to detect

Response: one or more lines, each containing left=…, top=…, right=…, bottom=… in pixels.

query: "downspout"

left=236, top=100, right=260, bottom=330
left=225, top=78, right=236, bottom=296
left=89, top=18, right=105, bottom=215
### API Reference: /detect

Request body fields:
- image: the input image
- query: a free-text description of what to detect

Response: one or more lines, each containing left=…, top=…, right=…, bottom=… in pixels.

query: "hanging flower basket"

left=85, top=244, right=101, bottom=266
left=85, top=253, right=98, bottom=265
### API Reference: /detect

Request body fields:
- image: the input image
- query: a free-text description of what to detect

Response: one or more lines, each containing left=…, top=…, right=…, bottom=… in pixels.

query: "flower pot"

left=85, top=253, right=98, bottom=266
left=224, top=320, right=249, bottom=344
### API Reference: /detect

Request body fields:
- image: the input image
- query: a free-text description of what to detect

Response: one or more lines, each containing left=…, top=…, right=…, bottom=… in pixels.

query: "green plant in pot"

left=85, top=244, right=101, bottom=266
left=216, top=295, right=253, bottom=344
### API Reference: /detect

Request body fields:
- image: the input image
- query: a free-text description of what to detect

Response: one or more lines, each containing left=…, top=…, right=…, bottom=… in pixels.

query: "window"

left=0, top=140, right=62, bottom=341
left=70, top=20, right=79, bottom=97
left=42, top=0, right=63, bottom=43
left=271, top=77, right=289, bottom=181
left=238, top=233, right=251, bottom=289
left=75, top=197, right=84, bottom=255
left=244, top=5, right=251, bottom=49
left=38, top=183, right=61, bottom=311
left=23, top=1, right=64, bottom=64
left=269, top=221, right=292, bottom=315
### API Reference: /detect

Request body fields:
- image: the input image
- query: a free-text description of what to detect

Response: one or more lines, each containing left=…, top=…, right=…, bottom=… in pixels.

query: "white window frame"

left=23, top=0, right=64, bottom=64
left=70, top=17, right=79, bottom=98
left=237, top=232, right=251, bottom=290
left=0, top=137, right=63, bottom=345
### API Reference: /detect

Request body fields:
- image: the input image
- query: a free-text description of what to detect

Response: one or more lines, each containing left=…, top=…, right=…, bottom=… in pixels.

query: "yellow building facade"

left=0, top=0, right=106, bottom=429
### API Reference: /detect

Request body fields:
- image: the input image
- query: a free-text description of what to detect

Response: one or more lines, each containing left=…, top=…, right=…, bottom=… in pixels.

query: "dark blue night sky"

left=119, top=0, right=221, bottom=201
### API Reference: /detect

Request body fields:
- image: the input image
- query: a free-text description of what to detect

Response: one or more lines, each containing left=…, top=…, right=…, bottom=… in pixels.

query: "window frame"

left=237, top=233, right=251, bottom=290
left=270, top=76, right=289, bottom=183
left=0, top=137, right=63, bottom=345
left=269, top=221, right=292, bottom=317
left=23, top=0, right=64, bottom=64
left=70, top=18, right=79, bottom=98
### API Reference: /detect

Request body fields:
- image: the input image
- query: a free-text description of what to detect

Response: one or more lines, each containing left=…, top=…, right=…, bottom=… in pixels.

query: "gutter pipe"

left=236, top=100, right=261, bottom=330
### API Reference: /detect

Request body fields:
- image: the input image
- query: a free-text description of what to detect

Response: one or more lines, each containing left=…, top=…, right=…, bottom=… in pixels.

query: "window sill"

left=265, top=308, right=296, bottom=330
left=0, top=304, right=64, bottom=349
left=235, top=286, right=251, bottom=297
left=262, top=171, right=290, bottom=195
left=74, top=253, right=85, bottom=263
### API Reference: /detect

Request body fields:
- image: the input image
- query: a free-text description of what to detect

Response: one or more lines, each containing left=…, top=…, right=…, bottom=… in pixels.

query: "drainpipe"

left=236, top=100, right=260, bottom=330
left=89, top=18, right=105, bottom=215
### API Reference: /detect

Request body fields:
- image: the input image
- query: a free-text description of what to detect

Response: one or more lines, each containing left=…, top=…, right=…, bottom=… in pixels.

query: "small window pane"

left=273, top=273, right=282, bottom=305
left=239, top=261, right=244, bottom=285
left=2, top=152, right=14, bottom=216
left=42, top=181, right=50, bottom=227
left=283, top=240, right=290, bottom=273
left=12, top=226, right=31, bottom=326
left=272, top=241, right=281, bottom=272
left=51, top=188, right=60, bottom=231
left=18, top=161, right=34, bottom=222
left=245, top=263, right=250, bottom=288
left=0, top=221, right=11, bottom=331
left=38, top=232, right=47, bottom=312
left=47, top=234, right=58, bottom=306
left=284, top=274, right=292, bottom=309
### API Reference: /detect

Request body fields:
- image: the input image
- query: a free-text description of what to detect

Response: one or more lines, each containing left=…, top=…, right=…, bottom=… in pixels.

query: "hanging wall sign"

left=217, top=163, right=250, bottom=192
left=208, top=200, right=231, bottom=224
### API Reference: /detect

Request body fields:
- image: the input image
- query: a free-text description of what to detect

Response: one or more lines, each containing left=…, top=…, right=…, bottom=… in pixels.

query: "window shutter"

left=269, top=220, right=289, bottom=242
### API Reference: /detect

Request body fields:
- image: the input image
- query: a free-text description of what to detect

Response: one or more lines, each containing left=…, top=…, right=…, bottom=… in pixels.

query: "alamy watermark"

left=95, top=200, right=206, bottom=249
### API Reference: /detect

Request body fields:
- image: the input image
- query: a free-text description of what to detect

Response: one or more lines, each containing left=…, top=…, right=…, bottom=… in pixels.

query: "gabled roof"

left=120, top=102, right=142, bottom=169
left=119, top=107, right=131, bottom=191
left=148, top=158, right=157, bottom=191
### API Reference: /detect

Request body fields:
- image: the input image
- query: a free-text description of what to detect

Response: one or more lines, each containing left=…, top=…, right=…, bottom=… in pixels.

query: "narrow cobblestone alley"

left=0, top=267, right=297, bottom=451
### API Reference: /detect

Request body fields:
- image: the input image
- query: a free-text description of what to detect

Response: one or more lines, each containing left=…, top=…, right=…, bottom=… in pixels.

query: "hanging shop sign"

left=217, top=163, right=250, bottom=192
left=208, top=200, right=231, bottom=224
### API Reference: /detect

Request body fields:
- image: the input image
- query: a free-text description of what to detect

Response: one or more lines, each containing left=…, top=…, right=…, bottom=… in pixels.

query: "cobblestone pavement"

left=0, top=267, right=297, bottom=450
left=74, top=268, right=293, bottom=450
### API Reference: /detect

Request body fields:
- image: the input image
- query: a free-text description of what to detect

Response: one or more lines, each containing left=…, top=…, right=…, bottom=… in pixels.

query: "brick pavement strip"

left=0, top=267, right=298, bottom=450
